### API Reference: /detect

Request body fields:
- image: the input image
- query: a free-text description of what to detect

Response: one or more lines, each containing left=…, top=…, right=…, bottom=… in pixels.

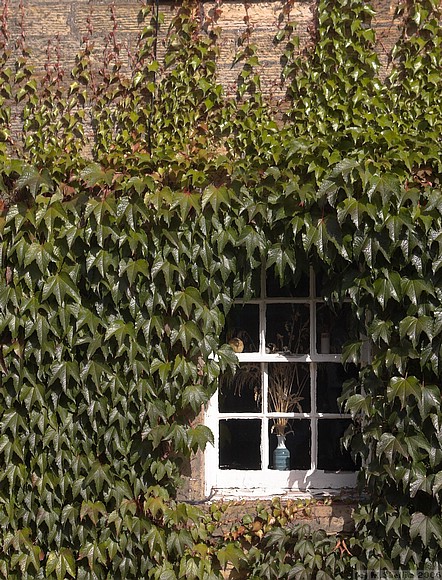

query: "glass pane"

left=266, top=304, right=309, bottom=354
left=219, top=419, right=261, bottom=470
left=266, top=268, right=309, bottom=298
left=317, top=363, right=359, bottom=413
left=317, top=419, right=357, bottom=471
left=316, top=302, right=354, bottom=354
left=219, top=364, right=262, bottom=413
left=224, top=304, right=259, bottom=353
left=268, top=420, right=311, bottom=470
left=268, top=363, right=310, bottom=415
left=315, top=270, right=327, bottom=297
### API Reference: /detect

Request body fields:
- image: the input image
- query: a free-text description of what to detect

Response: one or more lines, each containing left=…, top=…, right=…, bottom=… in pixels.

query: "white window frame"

left=205, top=268, right=358, bottom=498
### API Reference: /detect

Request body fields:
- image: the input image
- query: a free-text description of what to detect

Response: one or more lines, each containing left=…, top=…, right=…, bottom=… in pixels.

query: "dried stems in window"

left=268, top=364, right=306, bottom=436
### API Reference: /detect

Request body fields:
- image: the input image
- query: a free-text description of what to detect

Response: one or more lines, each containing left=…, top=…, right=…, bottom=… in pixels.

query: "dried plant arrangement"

left=220, top=363, right=308, bottom=437
left=268, top=364, right=307, bottom=436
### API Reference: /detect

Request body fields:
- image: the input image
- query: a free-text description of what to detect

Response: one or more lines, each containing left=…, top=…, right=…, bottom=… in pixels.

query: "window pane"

left=317, top=419, right=356, bottom=471
left=316, top=302, right=354, bottom=354
left=219, top=364, right=262, bottom=413
left=224, top=304, right=259, bottom=353
left=266, top=304, right=309, bottom=354
left=316, top=363, right=358, bottom=413
left=268, top=363, right=310, bottom=414
left=266, top=268, right=309, bottom=298
left=219, top=419, right=261, bottom=470
left=268, top=420, right=311, bottom=470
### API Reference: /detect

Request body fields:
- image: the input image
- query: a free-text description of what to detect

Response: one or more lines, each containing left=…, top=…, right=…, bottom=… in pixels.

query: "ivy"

left=0, top=0, right=440, bottom=576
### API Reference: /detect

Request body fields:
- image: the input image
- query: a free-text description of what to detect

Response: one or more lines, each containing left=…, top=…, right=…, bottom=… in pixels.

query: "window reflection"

left=318, top=419, right=356, bottom=471
left=219, top=419, right=261, bottom=470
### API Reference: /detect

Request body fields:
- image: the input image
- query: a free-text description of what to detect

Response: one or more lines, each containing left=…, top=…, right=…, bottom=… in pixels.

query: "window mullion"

left=262, top=363, right=269, bottom=471
left=310, top=269, right=317, bottom=471
left=261, top=265, right=268, bottom=471
left=311, top=362, right=317, bottom=471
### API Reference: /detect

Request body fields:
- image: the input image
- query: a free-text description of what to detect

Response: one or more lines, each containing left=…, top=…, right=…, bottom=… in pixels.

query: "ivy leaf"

left=80, top=163, right=114, bottom=187
left=343, top=393, right=373, bottom=416
left=84, top=461, right=112, bottom=494
left=46, top=549, right=76, bottom=579
left=337, top=198, right=366, bottom=228
left=119, top=259, right=149, bottom=286
left=387, top=376, right=421, bottom=408
left=15, top=165, right=53, bottom=196
left=23, top=242, right=53, bottom=273
left=182, top=384, right=208, bottom=413
left=368, top=318, right=392, bottom=344
left=342, top=340, right=364, bottom=364
left=237, top=226, right=266, bottom=259
left=48, top=361, right=80, bottom=391
left=171, top=287, right=204, bottom=318
left=401, top=277, right=434, bottom=305
left=317, top=179, right=339, bottom=204
left=361, top=235, right=379, bottom=268
left=331, top=158, right=359, bottom=181
left=80, top=360, right=111, bottom=390
left=42, top=272, right=81, bottom=305
left=104, top=320, right=136, bottom=349
left=35, top=200, right=68, bottom=234
left=77, top=540, right=108, bottom=568
left=171, top=321, right=203, bottom=351
left=202, top=185, right=231, bottom=212
left=376, top=433, right=408, bottom=464
left=151, top=255, right=178, bottom=287
left=406, top=437, right=432, bottom=465
left=367, top=173, right=401, bottom=204
left=417, top=384, right=440, bottom=419
left=433, top=471, right=442, bottom=496
left=399, top=315, right=433, bottom=346
left=188, top=424, right=214, bottom=452
left=373, top=277, right=395, bottom=308
left=80, top=501, right=107, bottom=526
left=216, top=543, right=246, bottom=571
left=410, top=512, right=442, bottom=547
left=302, top=223, right=319, bottom=254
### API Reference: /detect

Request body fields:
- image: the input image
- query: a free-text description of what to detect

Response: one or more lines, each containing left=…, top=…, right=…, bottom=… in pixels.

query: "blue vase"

left=273, top=435, right=290, bottom=470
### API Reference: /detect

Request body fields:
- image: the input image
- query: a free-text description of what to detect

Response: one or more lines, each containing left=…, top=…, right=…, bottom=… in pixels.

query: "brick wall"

left=6, top=0, right=404, bottom=97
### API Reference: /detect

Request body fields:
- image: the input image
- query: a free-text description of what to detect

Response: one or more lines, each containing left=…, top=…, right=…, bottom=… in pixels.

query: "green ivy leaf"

left=216, top=543, right=246, bottom=571
left=46, top=548, right=76, bottom=579
left=42, top=272, right=81, bottom=305
left=182, top=384, right=208, bottom=413
left=80, top=163, right=114, bottom=187
left=188, top=424, right=214, bottom=452
left=410, top=512, right=442, bottom=547
left=387, top=376, right=421, bottom=408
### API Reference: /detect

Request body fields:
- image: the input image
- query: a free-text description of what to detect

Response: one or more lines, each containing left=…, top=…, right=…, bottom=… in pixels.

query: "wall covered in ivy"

left=0, top=0, right=441, bottom=577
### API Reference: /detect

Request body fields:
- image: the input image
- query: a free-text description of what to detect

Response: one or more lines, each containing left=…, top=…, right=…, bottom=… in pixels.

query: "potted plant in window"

left=269, top=364, right=306, bottom=470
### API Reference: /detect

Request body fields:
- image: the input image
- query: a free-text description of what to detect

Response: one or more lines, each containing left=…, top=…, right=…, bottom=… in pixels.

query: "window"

left=205, top=268, right=360, bottom=497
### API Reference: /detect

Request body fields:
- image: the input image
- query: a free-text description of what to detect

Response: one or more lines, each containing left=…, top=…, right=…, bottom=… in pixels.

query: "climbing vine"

left=0, top=0, right=441, bottom=577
